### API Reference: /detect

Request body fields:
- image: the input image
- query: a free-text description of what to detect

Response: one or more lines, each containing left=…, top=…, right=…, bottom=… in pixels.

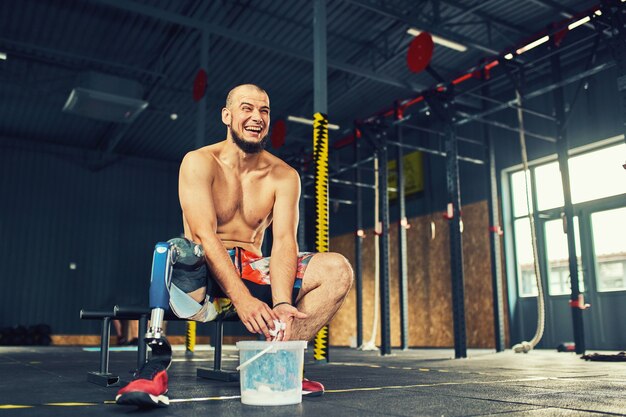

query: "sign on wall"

left=388, top=151, right=424, bottom=200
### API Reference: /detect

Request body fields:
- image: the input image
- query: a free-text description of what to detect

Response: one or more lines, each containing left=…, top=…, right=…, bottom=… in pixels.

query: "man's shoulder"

left=185, top=143, right=223, bottom=163
left=264, top=152, right=298, bottom=178
left=181, top=144, right=221, bottom=174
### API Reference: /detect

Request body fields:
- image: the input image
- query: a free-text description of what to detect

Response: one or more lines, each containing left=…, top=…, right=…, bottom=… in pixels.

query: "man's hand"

left=234, top=295, right=279, bottom=340
left=271, top=304, right=308, bottom=341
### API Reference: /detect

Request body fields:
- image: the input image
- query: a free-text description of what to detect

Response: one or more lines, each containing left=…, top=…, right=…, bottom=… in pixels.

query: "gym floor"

left=1, top=346, right=625, bottom=416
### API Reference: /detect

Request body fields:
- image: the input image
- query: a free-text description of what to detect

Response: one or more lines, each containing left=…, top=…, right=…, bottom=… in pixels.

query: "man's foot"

left=115, top=360, right=169, bottom=408
left=302, top=378, right=324, bottom=397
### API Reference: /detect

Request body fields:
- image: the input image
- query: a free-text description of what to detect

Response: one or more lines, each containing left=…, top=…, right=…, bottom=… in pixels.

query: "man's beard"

left=230, top=128, right=269, bottom=154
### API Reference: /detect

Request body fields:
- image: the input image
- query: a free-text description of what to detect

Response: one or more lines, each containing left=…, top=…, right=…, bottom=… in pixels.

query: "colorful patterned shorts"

left=169, top=246, right=315, bottom=322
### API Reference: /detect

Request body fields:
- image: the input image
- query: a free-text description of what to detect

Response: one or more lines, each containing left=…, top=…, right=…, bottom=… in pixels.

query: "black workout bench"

left=79, top=305, right=239, bottom=387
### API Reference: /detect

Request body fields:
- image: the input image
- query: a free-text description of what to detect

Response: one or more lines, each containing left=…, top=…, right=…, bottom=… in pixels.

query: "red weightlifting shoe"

left=115, top=360, right=169, bottom=408
left=302, top=378, right=324, bottom=397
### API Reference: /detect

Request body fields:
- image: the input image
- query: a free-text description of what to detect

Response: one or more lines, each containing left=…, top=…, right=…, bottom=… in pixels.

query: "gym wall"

left=0, top=138, right=182, bottom=335
left=326, top=55, right=624, bottom=349
left=329, top=199, right=508, bottom=348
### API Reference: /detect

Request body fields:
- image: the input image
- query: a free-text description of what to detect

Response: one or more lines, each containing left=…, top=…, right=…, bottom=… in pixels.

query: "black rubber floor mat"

left=581, top=351, right=626, bottom=361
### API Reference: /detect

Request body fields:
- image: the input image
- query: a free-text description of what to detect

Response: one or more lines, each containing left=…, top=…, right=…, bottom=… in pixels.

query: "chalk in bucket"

left=236, top=340, right=307, bottom=406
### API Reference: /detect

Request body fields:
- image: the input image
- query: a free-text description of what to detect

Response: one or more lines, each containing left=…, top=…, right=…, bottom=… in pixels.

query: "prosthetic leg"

left=144, top=242, right=175, bottom=368
left=116, top=238, right=205, bottom=408
left=145, top=238, right=205, bottom=368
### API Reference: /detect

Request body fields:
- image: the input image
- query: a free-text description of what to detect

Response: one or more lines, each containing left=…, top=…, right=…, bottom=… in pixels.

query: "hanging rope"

left=512, top=89, right=545, bottom=354
left=359, top=155, right=380, bottom=351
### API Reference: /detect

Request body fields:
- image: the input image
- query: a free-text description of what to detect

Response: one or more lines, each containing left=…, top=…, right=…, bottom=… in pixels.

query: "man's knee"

left=316, top=252, right=353, bottom=294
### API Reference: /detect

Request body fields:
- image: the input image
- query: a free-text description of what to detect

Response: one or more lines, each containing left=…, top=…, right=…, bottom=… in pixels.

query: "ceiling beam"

left=285, top=18, right=431, bottom=119
left=89, top=0, right=426, bottom=93
left=342, top=0, right=500, bottom=55
left=526, top=0, right=595, bottom=30
left=229, top=0, right=390, bottom=61
left=525, top=0, right=578, bottom=17
left=0, top=37, right=165, bottom=80
left=439, top=0, right=493, bottom=26
left=439, top=0, right=527, bottom=36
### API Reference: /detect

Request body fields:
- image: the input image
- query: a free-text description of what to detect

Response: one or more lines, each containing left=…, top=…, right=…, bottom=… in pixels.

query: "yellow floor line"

left=326, top=376, right=550, bottom=394
left=331, top=362, right=382, bottom=368
left=1, top=376, right=556, bottom=408
left=0, top=405, right=34, bottom=409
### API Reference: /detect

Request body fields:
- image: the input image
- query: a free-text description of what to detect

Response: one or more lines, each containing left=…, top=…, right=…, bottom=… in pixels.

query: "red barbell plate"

left=271, top=119, right=286, bottom=149
left=406, top=32, right=434, bottom=74
left=192, top=69, right=207, bottom=102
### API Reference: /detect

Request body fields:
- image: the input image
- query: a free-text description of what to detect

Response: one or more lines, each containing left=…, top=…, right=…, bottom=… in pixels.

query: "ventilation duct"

left=62, top=72, right=148, bottom=123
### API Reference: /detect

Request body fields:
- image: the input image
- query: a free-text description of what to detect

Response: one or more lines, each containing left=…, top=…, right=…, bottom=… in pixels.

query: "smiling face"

left=222, top=85, right=270, bottom=154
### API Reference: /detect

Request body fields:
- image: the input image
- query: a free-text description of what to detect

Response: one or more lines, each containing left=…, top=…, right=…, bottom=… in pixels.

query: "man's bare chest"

left=212, top=179, right=274, bottom=228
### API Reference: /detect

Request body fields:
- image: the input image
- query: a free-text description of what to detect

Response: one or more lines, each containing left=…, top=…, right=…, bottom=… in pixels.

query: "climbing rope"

left=512, top=89, right=545, bottom=354
left=360, top=155, right=380, bottom=351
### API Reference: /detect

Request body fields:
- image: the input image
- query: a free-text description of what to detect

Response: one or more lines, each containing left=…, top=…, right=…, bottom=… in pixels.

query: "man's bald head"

left=225, top=84, right=268, bottom=109
left=222, top=84, right=271, bottom=154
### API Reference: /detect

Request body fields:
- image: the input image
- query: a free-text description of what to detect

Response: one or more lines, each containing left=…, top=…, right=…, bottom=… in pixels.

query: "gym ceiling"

left=0, top=0, right=603, bottom=165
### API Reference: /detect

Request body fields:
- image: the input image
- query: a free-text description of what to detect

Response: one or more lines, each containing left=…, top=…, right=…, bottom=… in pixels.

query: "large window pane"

left=544, top=217, right=584, bottom=295
left=591, top=207, right=626, bottom=292
left=511, top=170, right=533, bottom=217
left=515, top=218, right=538, bottom=297
left=535, top=162, right=564, bottom=211
left=570, top=143, right=626, bottom=204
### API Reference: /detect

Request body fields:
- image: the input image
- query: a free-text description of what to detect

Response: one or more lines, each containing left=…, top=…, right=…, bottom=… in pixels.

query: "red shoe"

left=302, top=378, right=324, bottom=397
left=115, top=361, right=169, bottom=408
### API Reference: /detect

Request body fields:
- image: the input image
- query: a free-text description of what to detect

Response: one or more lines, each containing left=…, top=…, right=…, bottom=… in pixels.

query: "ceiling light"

left=594, top=10, right=602, bottom=16
left=170, top=113, right=178, bottom=120
left=407, top=28, right=467, bottom=52
left=0, top=52, right=6, bottom=60
left=568, top=16, right=591, bottom=30
left=287, top=115, right=340, bottom=130
left=504, top=53, right=514, bottom=60
left=516, top=35, right=549, bottom=55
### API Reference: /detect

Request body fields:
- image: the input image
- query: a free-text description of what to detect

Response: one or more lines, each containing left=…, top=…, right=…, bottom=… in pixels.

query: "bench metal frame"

left=79, top=305, right=238, bottom=387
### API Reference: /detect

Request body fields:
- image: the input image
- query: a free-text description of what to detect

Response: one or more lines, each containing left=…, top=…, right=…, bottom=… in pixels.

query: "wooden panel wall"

left=329, top=200, right=509, bottom=348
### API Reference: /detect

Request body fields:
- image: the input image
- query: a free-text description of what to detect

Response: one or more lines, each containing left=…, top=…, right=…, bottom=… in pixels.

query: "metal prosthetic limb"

left=145, top=239, right=205, bottom=369
left=145, top=242, right=175, bottom=368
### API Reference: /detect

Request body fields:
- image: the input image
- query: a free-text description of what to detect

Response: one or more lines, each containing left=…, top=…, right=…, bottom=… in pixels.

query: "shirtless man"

left=116, top=84, right=353, bottom=407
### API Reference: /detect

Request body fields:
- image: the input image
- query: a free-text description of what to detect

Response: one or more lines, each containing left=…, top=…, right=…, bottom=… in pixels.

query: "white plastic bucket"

left=236, top=340, right=307, bottom=406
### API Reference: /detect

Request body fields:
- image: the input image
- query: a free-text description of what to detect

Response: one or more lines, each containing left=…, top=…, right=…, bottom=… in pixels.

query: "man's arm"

left=269, top=166, right=308, bottom=340
left=179, top=151, right=277, bottom=338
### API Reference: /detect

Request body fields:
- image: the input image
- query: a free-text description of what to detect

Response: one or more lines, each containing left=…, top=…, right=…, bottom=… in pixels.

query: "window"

left=544, top=218, right=584, bottom=295
left=514, top=218, right=538, bottom=297
left=511, top=170, right=533, bottom=217
left=508, top=141, right=626, bottom=298
left=591, top=207, right=626, bottom=292
left=535, top=162, right=564, bottom=211
left=570, top=144, right=626, bottom=204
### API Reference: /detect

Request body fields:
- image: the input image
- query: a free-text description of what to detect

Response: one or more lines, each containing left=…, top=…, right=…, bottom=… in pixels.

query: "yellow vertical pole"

left=185, top=321, right=196, bottom=357
left=313, top=112, right=330, bottom=362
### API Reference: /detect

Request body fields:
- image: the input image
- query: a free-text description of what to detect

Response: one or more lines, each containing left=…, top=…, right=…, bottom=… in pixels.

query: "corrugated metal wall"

left=0, top=139, right=182, bottom=334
